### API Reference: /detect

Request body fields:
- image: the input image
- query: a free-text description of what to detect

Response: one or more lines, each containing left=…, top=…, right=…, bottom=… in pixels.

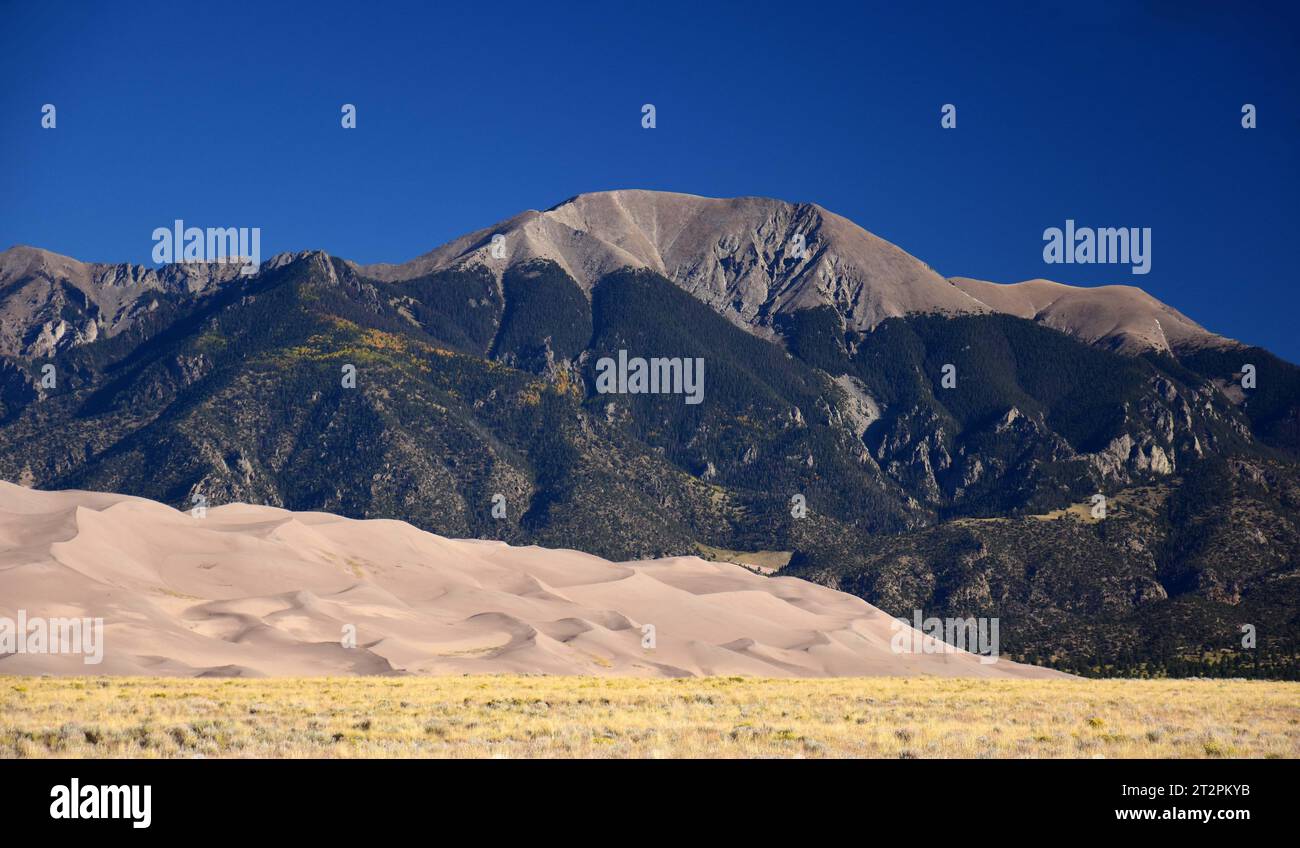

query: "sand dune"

left=0, top=482, right=1061, bottom=679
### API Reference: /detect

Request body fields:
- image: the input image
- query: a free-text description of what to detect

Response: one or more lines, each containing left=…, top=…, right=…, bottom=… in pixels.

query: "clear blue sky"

left=2, top=0, right=1297, bottom=359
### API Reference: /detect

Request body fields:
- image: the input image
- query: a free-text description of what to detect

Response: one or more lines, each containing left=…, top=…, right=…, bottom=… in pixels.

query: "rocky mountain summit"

left=358, top=190, right=986, bottom=338
left=0, top=245, right=246, bottom=358
left=4, top=190, right=1235, bottom=358
left=355, top=190, right=1235, bottom=354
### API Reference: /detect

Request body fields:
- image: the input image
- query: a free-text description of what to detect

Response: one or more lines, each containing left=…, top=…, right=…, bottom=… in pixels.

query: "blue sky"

left=2, top=0, right=1297, bottom=359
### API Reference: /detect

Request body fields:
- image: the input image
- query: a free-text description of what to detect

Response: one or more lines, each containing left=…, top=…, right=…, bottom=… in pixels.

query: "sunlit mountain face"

left=2, top=191, right=1297, bottom=678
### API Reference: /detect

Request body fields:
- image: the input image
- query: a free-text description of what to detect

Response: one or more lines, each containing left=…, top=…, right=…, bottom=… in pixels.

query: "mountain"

left=0, top=190, right=1296, bottom=677
left=354, top=189, right=1233, bottom=355
left=788, top=458, right=1300, bottom=679
left=949, top=276, right=1232, bottom=355
left=0, top=245, right=246, bottom=358
left=0, top=482, right=1061, bottom=678
left=1, top=190, right=1234, bottom=357
left=356, top=189, right=987, bottom=338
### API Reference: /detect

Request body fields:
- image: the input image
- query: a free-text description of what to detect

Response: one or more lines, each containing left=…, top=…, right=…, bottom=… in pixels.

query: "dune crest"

left=0, top=483, right=1062, bottom=679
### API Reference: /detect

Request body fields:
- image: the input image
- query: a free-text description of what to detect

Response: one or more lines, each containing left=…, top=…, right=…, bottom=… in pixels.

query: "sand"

left=0, top=482, right=1062, bottom=679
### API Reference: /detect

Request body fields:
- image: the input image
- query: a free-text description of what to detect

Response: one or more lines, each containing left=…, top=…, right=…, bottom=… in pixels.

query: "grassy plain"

left=3, top=675, right=1296, bottom=759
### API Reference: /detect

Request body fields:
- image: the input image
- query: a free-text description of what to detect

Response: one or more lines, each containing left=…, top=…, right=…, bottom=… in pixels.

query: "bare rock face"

left=357, top=189, right=990, bottom=336
left=1086, top=433, right=1176, bottom=480
left=0, top=246, right=247, bottom=358
left=830, top=374, right=882, bottom=437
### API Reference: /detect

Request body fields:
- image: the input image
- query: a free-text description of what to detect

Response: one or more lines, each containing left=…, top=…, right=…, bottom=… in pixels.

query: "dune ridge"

left=0, top=482, right=1061, bottom=679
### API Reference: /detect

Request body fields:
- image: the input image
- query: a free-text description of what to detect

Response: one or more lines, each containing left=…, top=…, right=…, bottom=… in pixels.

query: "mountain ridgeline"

left=1, top=191, right=1297, bottom=677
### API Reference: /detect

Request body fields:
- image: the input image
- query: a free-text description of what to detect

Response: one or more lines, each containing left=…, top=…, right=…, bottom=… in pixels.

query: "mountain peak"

left=356, top=189, right=1232, bottom=354
left=949, top=276, right=1233, bottom=354
left=1, top=192, right=1241, bottom=358
left=0, top=245, right=95, bottom=288
left=0, top=246, right=248, bottom=358
left=359, top=189, right=988, bottom=335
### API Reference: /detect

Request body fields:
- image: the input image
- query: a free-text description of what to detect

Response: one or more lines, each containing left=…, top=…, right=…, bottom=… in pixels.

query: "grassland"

left=694, top=543, right=794, bottom=574
left=2, top=675, right=1297, bottom=759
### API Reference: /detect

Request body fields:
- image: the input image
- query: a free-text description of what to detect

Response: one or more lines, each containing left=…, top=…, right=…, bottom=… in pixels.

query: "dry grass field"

left=2, top=675, right=1297, bottom=759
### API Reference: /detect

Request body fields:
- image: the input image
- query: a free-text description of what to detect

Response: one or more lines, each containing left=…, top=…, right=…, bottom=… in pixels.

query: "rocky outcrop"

left=0, top=245, right=246, bottom=357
